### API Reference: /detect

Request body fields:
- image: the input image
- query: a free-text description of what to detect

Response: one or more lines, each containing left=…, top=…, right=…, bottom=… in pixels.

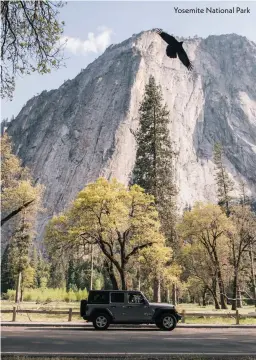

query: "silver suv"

left=80, top=290, right=182, bottom=331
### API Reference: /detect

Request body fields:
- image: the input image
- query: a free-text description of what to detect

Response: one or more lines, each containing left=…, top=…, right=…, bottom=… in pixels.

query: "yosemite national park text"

left=174, top=7, right=251, bottom=14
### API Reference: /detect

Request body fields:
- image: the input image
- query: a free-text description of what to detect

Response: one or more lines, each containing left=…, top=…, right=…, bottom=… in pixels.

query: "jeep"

left=80, top=290, right=182, bottom=330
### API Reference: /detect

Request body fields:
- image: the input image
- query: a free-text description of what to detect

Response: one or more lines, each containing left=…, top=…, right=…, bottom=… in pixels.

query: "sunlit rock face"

left=7, top=30, right=256, bottom=240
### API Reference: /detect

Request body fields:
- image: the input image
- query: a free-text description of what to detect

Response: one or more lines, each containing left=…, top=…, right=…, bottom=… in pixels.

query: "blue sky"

left=1, top=1, right=256, bottom=120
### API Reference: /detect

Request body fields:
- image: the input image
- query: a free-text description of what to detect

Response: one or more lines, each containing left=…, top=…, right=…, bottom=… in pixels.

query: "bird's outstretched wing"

left=155, top=28, right=178, bottom=46
left=177, top=47, right=193, bottom=71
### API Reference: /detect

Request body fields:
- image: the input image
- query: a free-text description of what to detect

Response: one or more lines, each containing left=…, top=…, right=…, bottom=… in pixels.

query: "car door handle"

left=111, top=306, right=116, bottom=308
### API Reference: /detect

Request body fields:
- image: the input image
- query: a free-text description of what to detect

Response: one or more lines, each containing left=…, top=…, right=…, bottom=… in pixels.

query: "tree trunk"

left=217, top=269, right=228, bottom=309
left=237, top=286, right=243, bottom=308
left=202, top=287, right=207, bottom=306
left=15, top=271, right=22, bottom=303
left=213, top=294, right=220, bottom=309
left=232, top=270, right=238, bottom=310
left=120, top=270, right=127, bottom=290
left=90, top=244, right=94, bottom=291
left=166, top=288, right=170, bottom=303
left=157, top=278, right=161, bottom=302
left=137, top=267, right=141, bottom=291
left=212, top=277, right=220, bottom=309
left=249, top=244, right=256, bottom=309
left=104, top=260, right=119, bottom=290
left=172, top=283, right=177, bottom=305
left=20, top=288, right=24, bottom=302
left=153, top=277, right=161, bottom=302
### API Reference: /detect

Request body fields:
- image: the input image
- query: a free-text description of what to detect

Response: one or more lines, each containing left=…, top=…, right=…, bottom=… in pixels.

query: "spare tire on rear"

left=80, top=299, right=88, bottom=317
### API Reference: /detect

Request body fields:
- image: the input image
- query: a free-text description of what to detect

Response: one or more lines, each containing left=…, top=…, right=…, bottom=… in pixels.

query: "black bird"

left=155, top=28, right=193, bottom=71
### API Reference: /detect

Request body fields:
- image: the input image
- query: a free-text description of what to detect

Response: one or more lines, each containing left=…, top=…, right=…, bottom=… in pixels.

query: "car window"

left=110, top=292, right=125, bottom=303
left=128, top=293, right=145, bottom=304
left=88, top=292, right=109, bottom=304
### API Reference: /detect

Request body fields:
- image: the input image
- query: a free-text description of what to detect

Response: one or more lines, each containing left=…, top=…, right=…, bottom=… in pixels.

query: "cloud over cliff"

left=61, top=26, right=113, bottom=55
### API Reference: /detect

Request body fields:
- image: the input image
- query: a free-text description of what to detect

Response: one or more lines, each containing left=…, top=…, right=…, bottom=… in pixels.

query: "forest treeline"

left=1, top=76, right=256, bottom=311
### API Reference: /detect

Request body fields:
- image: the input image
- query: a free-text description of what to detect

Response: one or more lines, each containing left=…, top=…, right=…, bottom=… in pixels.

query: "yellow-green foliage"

left=4, top=288, right=88, bottom=302
left=45, top=178, right=167, bottom=288
left=1, top=133, right=44, bottom=217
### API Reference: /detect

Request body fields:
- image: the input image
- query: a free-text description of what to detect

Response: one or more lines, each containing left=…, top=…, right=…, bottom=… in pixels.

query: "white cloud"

left=61, top=27, right=113, bottom=55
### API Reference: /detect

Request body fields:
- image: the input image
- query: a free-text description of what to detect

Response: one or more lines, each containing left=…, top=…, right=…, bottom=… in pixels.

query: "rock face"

left=7, top=30, right=256, bottom=240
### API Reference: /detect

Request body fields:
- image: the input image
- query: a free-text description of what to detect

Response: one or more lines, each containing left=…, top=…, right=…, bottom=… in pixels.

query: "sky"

left=1, top=0, right=256, bottom=120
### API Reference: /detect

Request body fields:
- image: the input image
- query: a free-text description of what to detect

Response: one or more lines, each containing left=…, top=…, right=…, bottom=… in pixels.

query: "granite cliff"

left=6, top=30, right=256, bottom=239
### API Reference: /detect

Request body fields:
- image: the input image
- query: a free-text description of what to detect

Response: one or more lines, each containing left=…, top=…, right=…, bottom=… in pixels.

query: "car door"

left=124, top=292, right=154, bottom=323
left=108, top=292, right=127, bottom=322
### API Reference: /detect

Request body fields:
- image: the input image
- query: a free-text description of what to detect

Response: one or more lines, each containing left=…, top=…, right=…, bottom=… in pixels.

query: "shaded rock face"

left=7, top=31, right=256, bottom=240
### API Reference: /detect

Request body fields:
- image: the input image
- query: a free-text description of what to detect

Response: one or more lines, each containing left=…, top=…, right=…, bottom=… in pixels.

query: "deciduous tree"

left=228, top=205, right=256, bottom=310
left=1, top=1, right=66, bottom=99
left=177, top=203, right=233, bottom=309
left=45, top=178, right=166, bottom=290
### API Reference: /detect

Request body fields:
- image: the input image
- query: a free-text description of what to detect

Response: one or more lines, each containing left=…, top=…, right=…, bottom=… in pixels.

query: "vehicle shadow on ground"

left=23, top=327, right=162, bottom=332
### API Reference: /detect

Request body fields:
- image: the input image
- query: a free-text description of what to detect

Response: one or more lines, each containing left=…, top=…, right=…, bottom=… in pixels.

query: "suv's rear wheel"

left=156, top=313, right=177, bottom=331
left=93, top=313, right=110, bottom=330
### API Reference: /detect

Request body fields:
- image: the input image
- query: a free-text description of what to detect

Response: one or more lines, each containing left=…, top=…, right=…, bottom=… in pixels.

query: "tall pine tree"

left=133, top=75, right=177, bottom=243
left=213, top=142, right=234, bottom=216
left=1, top=244, right=16, bottom=293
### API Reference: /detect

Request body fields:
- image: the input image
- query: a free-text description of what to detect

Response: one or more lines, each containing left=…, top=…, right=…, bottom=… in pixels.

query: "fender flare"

left=90, top=308, right=114, bottom=320
left=153, top=308, right=177, bottom=322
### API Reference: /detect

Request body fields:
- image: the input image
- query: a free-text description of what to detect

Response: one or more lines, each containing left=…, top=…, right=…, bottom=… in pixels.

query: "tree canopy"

left=1, top=1, right=66, bottom=99
left=45, top=177, right=167, bottom=290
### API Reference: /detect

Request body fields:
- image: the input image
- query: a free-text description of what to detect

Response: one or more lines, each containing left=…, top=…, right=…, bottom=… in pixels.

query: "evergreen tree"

left=30, top=245, right=39, bottom=288
left=35, top=251, right=50, bottom=288
left=48, top=258, right=66, bottom=289
left=133, top=75, right=177, bottom=243
left=239, top=181, right=251, bottom=207
left=1, top=244, right=16, bottom=293
left=12, top=220, right=32, bottom=302
left=66, top=259, right=77, bottom=292
left=213, top=143, right=234, bottom=216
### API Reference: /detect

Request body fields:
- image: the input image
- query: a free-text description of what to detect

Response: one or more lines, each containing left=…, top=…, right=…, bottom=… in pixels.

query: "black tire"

left=93, top=312, right=111, bottom=330
left=156, top=313, right=177, bottom=331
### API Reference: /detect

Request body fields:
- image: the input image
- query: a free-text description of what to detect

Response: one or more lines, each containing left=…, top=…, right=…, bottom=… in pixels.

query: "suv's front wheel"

left=156, top=313, right=177, bottom=331
left=93, top=313, right=111, bottom=330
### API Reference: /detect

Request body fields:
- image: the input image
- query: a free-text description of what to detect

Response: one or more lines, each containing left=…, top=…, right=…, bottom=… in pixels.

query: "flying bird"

left=155, top=29, right=193, bottom=71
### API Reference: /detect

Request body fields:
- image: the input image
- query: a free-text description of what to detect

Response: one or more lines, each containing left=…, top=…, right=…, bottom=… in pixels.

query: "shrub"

left=3, top=287, right=88, bottom=302
left=5, top=289, right=16, bottom=301
left=23, top=293, right=32, bottom=301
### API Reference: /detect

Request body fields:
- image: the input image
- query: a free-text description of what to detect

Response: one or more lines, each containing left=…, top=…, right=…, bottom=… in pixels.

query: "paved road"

left=1, top=326, right=256, bottom=357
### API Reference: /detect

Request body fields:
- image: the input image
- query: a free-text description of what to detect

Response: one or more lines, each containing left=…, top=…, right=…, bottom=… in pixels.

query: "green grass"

left=2, top=288, right=88, bottom=302
left=176, top=303, right=256, bottom=315
left=1, top=300, right=80, bottom=310
left=1, top=312, right=83, bottom=322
